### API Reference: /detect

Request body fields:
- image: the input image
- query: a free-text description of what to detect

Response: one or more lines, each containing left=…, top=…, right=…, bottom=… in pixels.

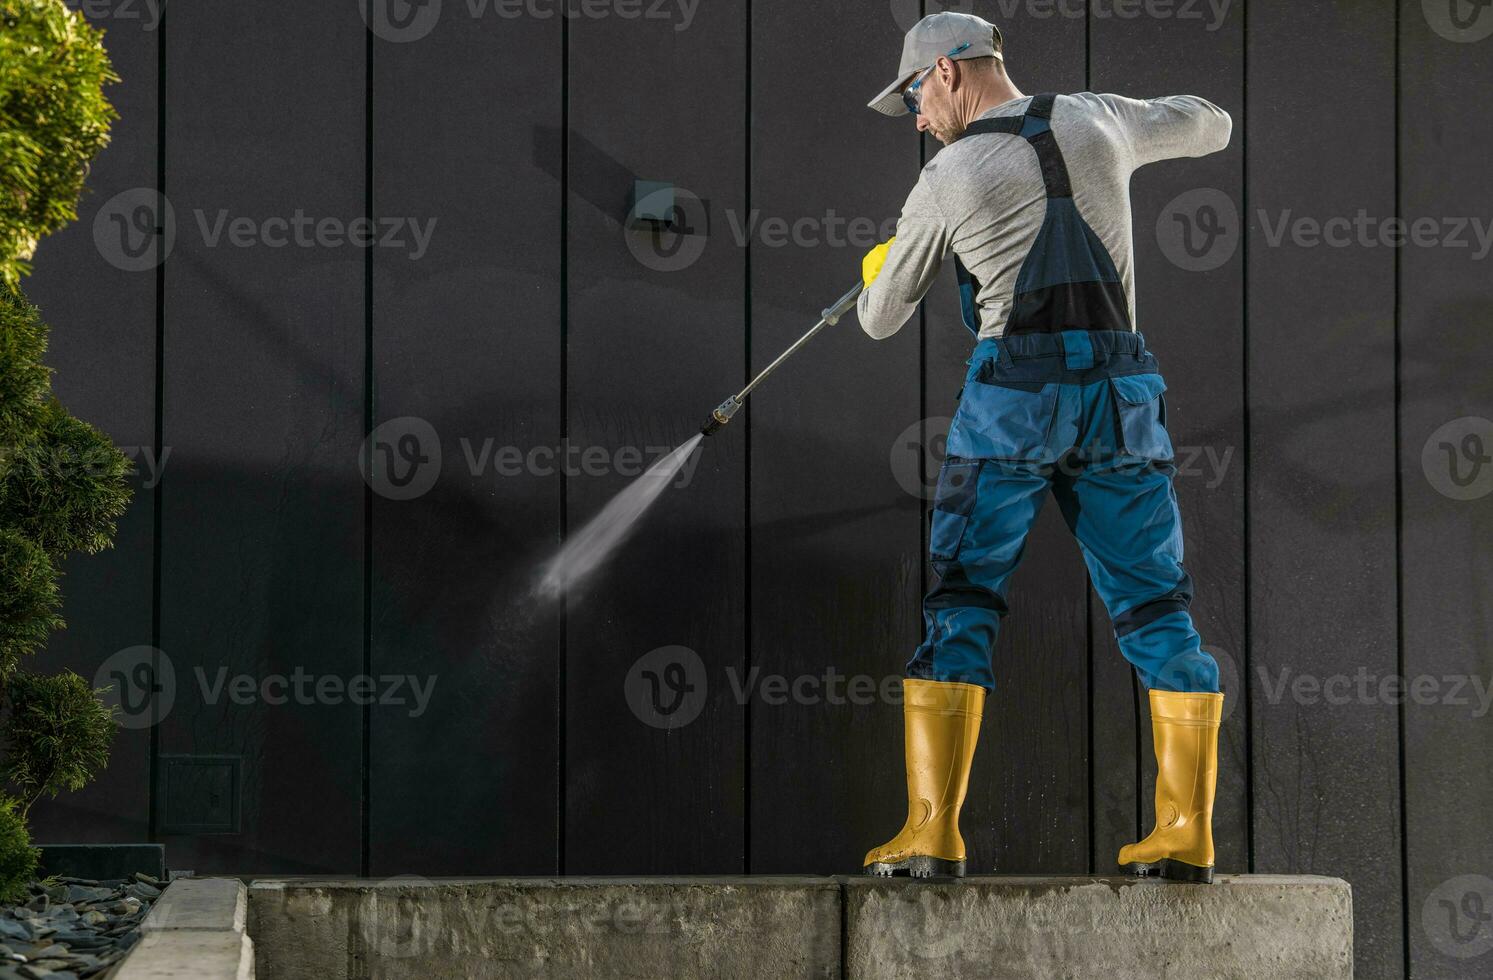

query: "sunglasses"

left=901, top=41, right=972, bottom=115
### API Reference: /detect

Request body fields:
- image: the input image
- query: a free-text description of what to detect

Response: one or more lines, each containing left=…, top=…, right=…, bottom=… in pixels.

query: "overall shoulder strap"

left=955, top=94, right=1072, bottom=198
left=1020, top=93, right=1072, bottom=198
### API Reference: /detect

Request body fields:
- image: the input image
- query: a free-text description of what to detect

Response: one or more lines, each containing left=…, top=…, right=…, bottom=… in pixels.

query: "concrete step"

left=247, top=874, right=1351, bottom=980
left=115, top=877, right=255, bottom=980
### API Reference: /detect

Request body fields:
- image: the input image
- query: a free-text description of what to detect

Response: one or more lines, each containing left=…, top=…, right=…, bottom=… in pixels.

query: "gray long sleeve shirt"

left=856, top=92, right=1233, bottom=340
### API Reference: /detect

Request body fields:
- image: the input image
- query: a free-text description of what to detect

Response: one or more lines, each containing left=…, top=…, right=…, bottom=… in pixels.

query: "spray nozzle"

left=700, top=396, right=742, bottom=436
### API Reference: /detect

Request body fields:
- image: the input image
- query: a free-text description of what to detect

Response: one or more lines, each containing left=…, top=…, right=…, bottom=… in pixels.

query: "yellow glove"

left=862, top=236, right=896, bottom=289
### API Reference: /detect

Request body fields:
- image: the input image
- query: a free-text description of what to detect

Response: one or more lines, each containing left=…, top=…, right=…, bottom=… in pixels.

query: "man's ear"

left=939, top=57, right=961, bottom=91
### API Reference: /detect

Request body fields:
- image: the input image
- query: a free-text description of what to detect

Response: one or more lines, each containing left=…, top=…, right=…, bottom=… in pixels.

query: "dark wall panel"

left=920, top=2, right=1093, bottom=875
left=564, top=1, right=748, bottom=872
left=1090, top=4, right=1248, bottom=874
left=1400, top=3, right=1493, bottom=977
left=159, top=0, right=366, bottom=872
left=1247, top=4, right=1402, bottom=978
left=23, top=3, right=158, bottom=843
left=749, top=0, right=923, bottom=875
left=369, top=11, right=563, bottom=874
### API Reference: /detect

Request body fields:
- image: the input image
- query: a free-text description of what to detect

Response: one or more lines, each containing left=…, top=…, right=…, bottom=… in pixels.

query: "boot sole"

left=863, top=855, right=966, bottom=879
left=1122, top=858, right=1214, bottom=884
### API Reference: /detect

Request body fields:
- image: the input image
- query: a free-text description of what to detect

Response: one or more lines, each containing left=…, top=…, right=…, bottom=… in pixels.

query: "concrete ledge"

left=247, top=877, right=840, bottom=980
left=245, top=875, right=1352, bottom=980
left=845, top=874, right=1353, bottom=979
left=115, top=877, right=255, bottom=980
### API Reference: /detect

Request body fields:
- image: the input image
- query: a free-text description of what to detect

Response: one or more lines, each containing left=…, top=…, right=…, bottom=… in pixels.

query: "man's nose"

left=915, top=114, right=931, bottom=133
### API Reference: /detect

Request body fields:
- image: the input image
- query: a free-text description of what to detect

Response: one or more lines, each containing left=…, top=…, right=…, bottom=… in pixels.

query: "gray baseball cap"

left=868, top=12, right=1004, bottom=117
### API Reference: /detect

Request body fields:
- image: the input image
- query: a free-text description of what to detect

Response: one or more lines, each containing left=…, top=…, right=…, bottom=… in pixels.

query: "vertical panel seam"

left=918, top=0, right=928, bottom=654
left=558, top=10, right=571, bottom=877
left=743, top=0, right=753, bottom=876
left=1084, top=0, right=1096, bottom=877
left=361, top=14, right=375, bottom=880
left=1394, top=3, right=1409, bottom=976
left=148, top=0, right=168, bottom=845
left=1241, top=0, right=1255, bottom=876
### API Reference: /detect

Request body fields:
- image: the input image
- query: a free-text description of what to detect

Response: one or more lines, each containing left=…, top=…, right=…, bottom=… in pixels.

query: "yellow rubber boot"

left=1119, top=689, right=1224, bottom=883
left=863, top=678, right=985, bottom=878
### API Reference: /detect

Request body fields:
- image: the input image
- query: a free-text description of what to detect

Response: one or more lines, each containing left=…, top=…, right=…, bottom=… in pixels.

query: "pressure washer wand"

left=700, top=281, right=864, bottom=436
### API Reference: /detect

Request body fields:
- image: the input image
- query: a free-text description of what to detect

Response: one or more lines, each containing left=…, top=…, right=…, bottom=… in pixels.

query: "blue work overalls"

left=909, top=93, right=1219, bottom=696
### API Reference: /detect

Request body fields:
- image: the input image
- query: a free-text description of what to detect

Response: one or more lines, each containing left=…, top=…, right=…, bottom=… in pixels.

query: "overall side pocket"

left=928, top=458, right=981, bottom=561
left=1109, top=372, right=1174, bottom=461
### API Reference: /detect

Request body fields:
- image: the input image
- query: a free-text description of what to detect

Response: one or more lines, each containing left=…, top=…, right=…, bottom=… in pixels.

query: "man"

left=857, top=12, right=1232, bottom=883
